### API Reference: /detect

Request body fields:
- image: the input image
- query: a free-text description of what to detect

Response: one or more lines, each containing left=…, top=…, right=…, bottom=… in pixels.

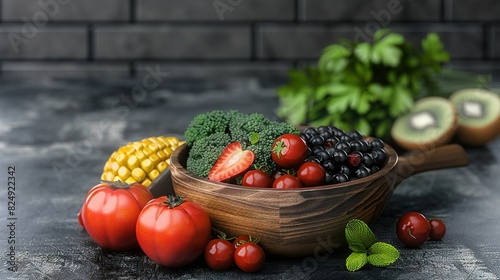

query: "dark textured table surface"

left=0, top=77, right=499, bottom=280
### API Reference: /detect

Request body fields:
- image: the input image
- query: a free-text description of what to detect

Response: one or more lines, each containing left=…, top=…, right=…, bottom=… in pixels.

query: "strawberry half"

left=208, top=142, right=255, bottom=182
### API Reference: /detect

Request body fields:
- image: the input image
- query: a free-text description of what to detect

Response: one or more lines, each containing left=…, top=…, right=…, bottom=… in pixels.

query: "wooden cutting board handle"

left=395, top=144, right=469, bottom=187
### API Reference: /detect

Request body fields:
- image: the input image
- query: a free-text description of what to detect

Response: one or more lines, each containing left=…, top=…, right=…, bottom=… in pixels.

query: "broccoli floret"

left=184, top=110, right=299, bottom=178
left=184, top=110, right=232, bottom=146
left=186, top=132, right=231, bottom=178
left=228, top=112, right=299, bottom=174
left=246, top=120, right=300, bottom=174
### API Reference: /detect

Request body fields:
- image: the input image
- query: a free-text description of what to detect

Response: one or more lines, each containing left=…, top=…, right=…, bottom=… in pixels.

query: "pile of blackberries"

left=300, top=126, right=388, bottom=184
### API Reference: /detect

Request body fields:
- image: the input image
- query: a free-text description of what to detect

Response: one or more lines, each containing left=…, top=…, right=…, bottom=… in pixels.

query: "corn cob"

left=101, top=136, right=183, bottom=187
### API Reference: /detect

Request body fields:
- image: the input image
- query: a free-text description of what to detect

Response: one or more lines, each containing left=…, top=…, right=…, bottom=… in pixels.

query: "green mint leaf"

left=346, top=252, right=368, bottom=272
left=345, top=219, right=377, bottom=253
left=249, top=133, right=260, bottom=145
left=367, top=242, right=400, bottom=267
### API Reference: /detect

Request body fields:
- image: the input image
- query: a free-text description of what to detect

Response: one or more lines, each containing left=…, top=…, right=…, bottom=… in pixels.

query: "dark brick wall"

left=0, top=0, right=498, bottom=79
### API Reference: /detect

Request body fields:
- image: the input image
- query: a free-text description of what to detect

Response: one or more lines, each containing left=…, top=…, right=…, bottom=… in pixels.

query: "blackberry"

left=355, top=166, right=371, bottom=178
left=335, top=141, right=352, bottom=154
left=299, top=125, right=388, bottom=185
left=310, top=135, right=325, bottom=146
left=371, top=148, right=387, bottom=167
left=348, top=130, right=363, bottom=141
left=362, top=153, right=375, bottom=168
left=332, top=149, right=347, bottom=164
left=333, top=173, right=349, bottom=183
left=370, top=138, right=385, bottom=149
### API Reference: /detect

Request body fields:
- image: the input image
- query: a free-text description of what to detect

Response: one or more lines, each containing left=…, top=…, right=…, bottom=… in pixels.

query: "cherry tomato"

left=80, top=181, right=153, bottom=251
left=271, top=134, right=308, bottom=168
left=297, top=162, right=326, bottom=187
left=204, top=239, right=235, bottom=271
left=396, top=212, right=431, bottom=247
left=429, top=218, right=446, bottom=240
left=242, top=170, right=272, bottom=188
left=233, top=235, right=251, bottom=247
left=272, top=174, right=303, bottom=189
left=234, top=241, right=265, bottom=273
left=136, top=194, right=211, bottom=268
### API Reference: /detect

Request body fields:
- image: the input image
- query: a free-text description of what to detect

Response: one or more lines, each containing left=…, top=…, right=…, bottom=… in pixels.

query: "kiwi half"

left=391, top=97, right=458, bottom=151
left=450, top=88, right=500, bottom=146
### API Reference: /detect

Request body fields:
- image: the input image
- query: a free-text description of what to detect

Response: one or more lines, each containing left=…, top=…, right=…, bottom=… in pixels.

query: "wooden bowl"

left=165, top=142, right=468, bottom=257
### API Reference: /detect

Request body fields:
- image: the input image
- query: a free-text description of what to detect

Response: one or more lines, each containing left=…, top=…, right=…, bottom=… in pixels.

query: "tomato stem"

left=162, top=193, right=184, bottom=208
left=101, top=180, right=134, bottom=189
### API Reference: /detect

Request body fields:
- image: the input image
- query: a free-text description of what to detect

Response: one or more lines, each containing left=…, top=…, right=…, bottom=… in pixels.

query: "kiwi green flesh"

left=450, top=89, right=500, bottom=127
left=392, top=100, right=455, bottom=143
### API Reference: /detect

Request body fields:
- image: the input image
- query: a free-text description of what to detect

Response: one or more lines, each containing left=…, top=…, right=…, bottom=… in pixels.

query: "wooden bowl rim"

left=170, top=140, right=399, bottom=193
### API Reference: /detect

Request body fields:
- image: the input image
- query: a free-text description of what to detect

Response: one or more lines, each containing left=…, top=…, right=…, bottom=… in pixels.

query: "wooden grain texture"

left=170, top=143, right=399, bottom=257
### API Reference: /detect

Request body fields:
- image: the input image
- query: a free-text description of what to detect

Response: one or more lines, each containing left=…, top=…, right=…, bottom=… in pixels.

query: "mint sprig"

left=345, top=219, right=400, bottom=272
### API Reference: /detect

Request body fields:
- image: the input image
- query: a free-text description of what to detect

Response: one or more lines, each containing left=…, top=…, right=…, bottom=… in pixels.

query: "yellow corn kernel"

left=148, top=169, right=160, bottom=181
left=117, top=166, right=131, bottom=181
left=141, top=159, right=154, bottom=173
left=101, top=172, right=114, bottom=181
left=135, top=150, right=146, bottom=162
left=157, top=161, right=168, bottom=173
left=163, top=146, right=173, bottom=157
left=150, top=137, right=166, bottom=149
left=110, top=162, right=120, bottom=173
left=149, top=153, right=160, bottom=166
left=115, top=153, right=128, bottom=166
left=127, top=155, right=140, bottom=170
left=131, top=167, right=146, bottom=182
left=156, top=150, right=167, bottom=161
left=125, top=177, right=136, bottom=184
left=142, top=147, right=153, bottom=157
left=142, top=178, right=152, bottom=187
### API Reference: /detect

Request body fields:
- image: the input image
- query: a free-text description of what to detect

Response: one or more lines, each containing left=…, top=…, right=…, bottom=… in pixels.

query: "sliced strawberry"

left=209, top=142, right=255, bottom=182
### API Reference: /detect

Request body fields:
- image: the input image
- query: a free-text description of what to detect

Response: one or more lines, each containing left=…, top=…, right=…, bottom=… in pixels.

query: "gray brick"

left=1, top=62, right=130, bottom=79
left=134, top=61, right=293, bottom=79
left=391, top=25, right=484, bottom=60
left=2, top=0, right=130, bottom=21
left=257, top=24, right=484, bottom=60
left=450, top=0, right=500, bottom=21
left=446, top=60, right=500, bottom=82
left=0, top=26, right=87, bottom=59
left=137, top=0, right=294, bottom=21
left=94, top=25, right=251, bottom=59
left=303, top=0, right=442, bottom=22
left=257, top=25, right=354, bottom=59
left=494, top=26, right=500, bottom=58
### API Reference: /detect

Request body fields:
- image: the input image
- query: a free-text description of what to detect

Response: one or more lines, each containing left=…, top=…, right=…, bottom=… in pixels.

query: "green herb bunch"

left=276, top=29, right=450, bottom=140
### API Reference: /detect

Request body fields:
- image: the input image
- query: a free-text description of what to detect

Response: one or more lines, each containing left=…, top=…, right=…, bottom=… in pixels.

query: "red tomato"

left=429, top=218, right=446, bottom=240
left=80, top=181, right=153, bottom=251
left=272, top=174, right=302, bottom=189
left=242, top=170, right=272, bottom=188
left=271, top=134, right=308, bottom=168
left=204, top=239, right=235, bottom=271
left=396, top=212, right=431, bottom=247
left=297, top=162, right=325, bottom=187
left=234, top=241, right=265, bottom=273
left=136, top=194, right=211, bottom=268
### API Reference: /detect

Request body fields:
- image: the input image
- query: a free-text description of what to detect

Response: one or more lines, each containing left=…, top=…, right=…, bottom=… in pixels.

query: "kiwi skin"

left=450, top=89, right=500, bottom=146
left=391, top=97, right=459, bottom=151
